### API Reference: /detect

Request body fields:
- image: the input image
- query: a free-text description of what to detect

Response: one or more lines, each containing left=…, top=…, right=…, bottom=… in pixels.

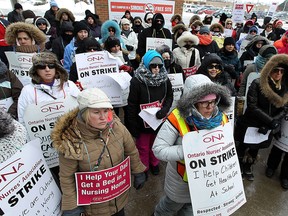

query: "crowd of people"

left=1, top=1, right=288, bottom=215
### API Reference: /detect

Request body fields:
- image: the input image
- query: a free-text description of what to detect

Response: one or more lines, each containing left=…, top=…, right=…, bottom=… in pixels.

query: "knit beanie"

left=149, top=57, right=162, bottom=65
left=14, top=3, right=23, bottom=10
left=121, top=18, right=130, bottom=25
left=248, top=25, right=258, bottom=33
left=275, top=20, right=283, bottom=27
left=77, top=88, right=113, bottom=110
left=61, top=21, right=74, bottom=32
left=224, top=37, right=235, bottom=46
left=50, top=0, right=58, bottom=7
left=142, top=50, right=163, bottom=68
left=259, top=45, right=278, bottom=58
left=73, top=21, right=89, bottom=36
left=199, top=26, right=210, bottom=34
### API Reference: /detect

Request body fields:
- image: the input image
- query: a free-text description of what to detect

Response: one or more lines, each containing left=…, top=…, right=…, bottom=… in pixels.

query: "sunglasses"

left=134, top=21, right=141, bottom=24
left=272, top=67, right=285, bottom=74
left=207, top=64, right=221, bottom=70
left=226, top=22, right=232, bottom=25
left=108, top=29, right=115, bottom=32
left=37, top=22, right=47, bottom=26
left=147, top=18, right=152, bottom=21
left=156, top=19, right=163, bottom=23
left=150, top=63, right=163, bottom=69
left=35, top=63, right=56, bottom=70
left=198, top=100, right=217, bottom=108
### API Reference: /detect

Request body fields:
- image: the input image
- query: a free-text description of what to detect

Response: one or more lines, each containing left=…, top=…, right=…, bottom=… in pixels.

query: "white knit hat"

left=121, top=18, right=130, bottom=25
left=77, top=88, right=113, bottom=110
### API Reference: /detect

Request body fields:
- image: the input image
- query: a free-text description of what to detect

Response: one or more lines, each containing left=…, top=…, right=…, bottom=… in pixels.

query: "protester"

left=0, top=60, right=23, bottom=119
left=152, top=74, right=231, bottom=215
left=132, top=16, right=144, bottom=35
left=171, top=23, right=187, bottom=48
left=52, top=87, right=146, bottom=215
left=122, top=10, right=134, bottom=23
left=236, top=25, right=259, bottom=52
left=274, top=30, right=288, bottom=54
left=8, top=3, right=24, bottom=23
left=202, top=14, right=213, bottom=25
left=44, top=0, right=59, bottom=29
left=260, top=23, right=277, bottom=41
left=224, top=18, right=237, bottom=39
left=190, top=20, right=203, bottom=35
left=55, top=8, right=75, bottom=36
left=273, top=20, right=286, bottom=40
left=250, top=13, right=261, bottom=28
left=234, top=54, right=288, bottom=181
left=236, top=20, right=254, bottom=41
left=127, top=50, right=173, bottom=178
left=188, top=14, right=201, bottom=29
left=84, top=10, right=102, bottom=38
left=170, top=14, right=184, bottom=27
left=142, top=12, right=153, bottom=29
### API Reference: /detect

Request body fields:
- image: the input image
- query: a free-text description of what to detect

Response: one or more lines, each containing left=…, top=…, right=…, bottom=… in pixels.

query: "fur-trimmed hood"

left=260, top=54, right=288, bottom=108
left=171, top=14, right=182, bottom=22
left=55, top=8, right=75, bottom=22
left=177, top=74, right=231, bottom=118
left=172, top=23, right=188, bottom=34
left=177, top=31, right=199, bottom=47
left=210, top=23, right=224, bottom=33
left=100, top=20, right=122, bottom=44
left=0, top=111, right=15, bottom=138
left=156, top=44, right=175, bottom=63
left=5, top=22, right=46, bottom=46
left=245, top=35, right=269, bottom=50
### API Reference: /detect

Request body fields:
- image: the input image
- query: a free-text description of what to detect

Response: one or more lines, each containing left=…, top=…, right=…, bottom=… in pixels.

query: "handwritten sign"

left=146, top=38, right=172, bottom=52
left=167, top=73, right=184, bottom=111
left=75, top=157, right=131, bottom=205
left=272, top=114, right=288, bottom=152
left=226, top=97, right=235, bottom=129
left=182, top=123, right=246, bottom=215
left=5, top=51, right=33, bottom=86
left=0, top=139, right=62, bottom=216
left=23, top=96, right=78, bottom=168
left=0, top=97, right=13, bottom=112
left=232, top=4, right=245, bottom=23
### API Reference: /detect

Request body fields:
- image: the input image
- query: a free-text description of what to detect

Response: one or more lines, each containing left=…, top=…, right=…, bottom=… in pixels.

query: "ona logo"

left=40, top=102, right=65, bottom=113
left=202, top=130, right=224, bottom=146
left=86, top=54, right=104, bottom=64
left=0, top=158, right=24, bottom=185
left=17, top=54, right=32, bottom=63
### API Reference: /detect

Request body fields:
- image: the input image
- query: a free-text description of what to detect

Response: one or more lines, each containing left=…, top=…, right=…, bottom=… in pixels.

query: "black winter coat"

left=44, top=8, right=58, bottom=27
left=127, top=77, right=173, bottom=138
left=195, top=40, right=219, bottom=61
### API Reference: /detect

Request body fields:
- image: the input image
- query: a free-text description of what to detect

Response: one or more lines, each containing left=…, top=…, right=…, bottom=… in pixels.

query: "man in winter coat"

left=137, top=13, right=172, bottom=59
left=8, top=3, right=24, bottom=23
left=44, top=0, right=59, bottom=28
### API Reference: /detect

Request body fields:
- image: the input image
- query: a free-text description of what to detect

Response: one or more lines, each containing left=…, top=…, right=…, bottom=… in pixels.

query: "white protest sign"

left=0, top=97, right=13, bottom=113
left=267, top=2, right=278, bottom=17
left=139, top=107, right=162, bottom=130
left=182, top=123, right=246, bottom=216
left=167, top=73, right=184, bottom=111
left=272, top=114, right=288, bottom=152
left=146, top=38, right=173, bottom=52
left=232, top=4, right=245, bottom=23
left=226, top=97, right=235, bottom=129
left=0, top=139, right=62, bottom=216
left=5, top=51, right=33, bottom=86
left=23, top=96, right=79, bottom=168
left=238, top=38, right=249, bottom=58
left=224, top=29, right=233, bottom=38
left=243, top=72, right=260, bottom=113
left=244, top=127, right=271, bottom=144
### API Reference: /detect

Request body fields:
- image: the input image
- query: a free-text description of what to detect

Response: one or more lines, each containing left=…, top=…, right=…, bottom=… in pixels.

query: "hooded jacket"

left=274, top=31, right=288, bottom=54
left=137, top=13, right=172, bottom=58
left=5, top=22, right=47, bottom=53
left=0, top=61, right=23, bottom=119
left=34, top=17, right=51, bottom=35
left=152, top=74, right=231, bottom=203
left=52, top=109, right=146, bottom=215
left=55, top=8, right=75, bottom=36
left=235, top=54, right=288, bottom=143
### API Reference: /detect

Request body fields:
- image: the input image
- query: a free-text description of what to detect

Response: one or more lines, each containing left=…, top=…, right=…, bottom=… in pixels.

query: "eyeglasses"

left=226, top=22, right=232, bottom=25
left=272, top=67, right=285, bottom=74
left=35, top=63, right=56, bottom=70
left=150, top=63, right=163, bottom=69
left=198, top=100, right=217, bottom=108
left=108, top=29, right=115, bottom=32
left=207, top=64, right=221, bottom=70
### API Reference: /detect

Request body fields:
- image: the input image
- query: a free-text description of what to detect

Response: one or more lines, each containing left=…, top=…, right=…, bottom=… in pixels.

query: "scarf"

left=197, top=33, right=213, bottom=45
left=122, top=29, right=131, bottom=38
left=110, top=51, right=125, bottom=64
left=15, top=44, right=44, bottom=53
left=186, top=107, right=223, bottom=130
left=255, top=55, right=267, bottom=71
left=134, top=64, right=168, bottom=87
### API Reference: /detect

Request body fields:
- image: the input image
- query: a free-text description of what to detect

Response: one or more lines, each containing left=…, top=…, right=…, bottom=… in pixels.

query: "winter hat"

left=259, top=45, right=278, bottom=58
left=29, top=52, right=68, bottom=84
left=275, top=20, right=283, bottom=27
left=61, top=21, right=74, bottom=32
left=177, top=31, right=199, bottom=47
left=121, top=18, right=130, bottom=25
left=14, top=3, right=23, bottom=10
left=245, top=20, right=254, bottom=27
left=73, top=21, right=89, bottom=36
left=224, top=37, right=235, bottom=46
left=146, top=13, right=153, bottom=21
left=249, top=25, right=258, bottom=34
left=197, top=93, right=217, bottom=103
left=22, top=10, right=36, bottom=19
left=251, top=13, right=257, bottom=20
left=50, top=0, right=58, bottom=7
left=142, top=50, right=163, bottom=69
left=104, top=36, right=120, bottom=51
left=77, top=88, right=113, bottom=110
left=149, top=56, right=163, bottom=65
left=199, top=26, right=210, bottom=34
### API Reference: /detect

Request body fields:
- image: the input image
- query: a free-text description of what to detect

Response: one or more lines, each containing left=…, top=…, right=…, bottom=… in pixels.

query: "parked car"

left=213, top=9, right=232, bottom=18
left=198, top=9, right=217, bottom=15
left=184, top=4, right=198, bottom=13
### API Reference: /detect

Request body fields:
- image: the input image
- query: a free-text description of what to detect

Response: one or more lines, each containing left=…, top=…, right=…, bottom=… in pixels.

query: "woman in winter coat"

left=0, top=60, right=23, bottom=119
left=234, top=54, right=288, bottom=181
left=152, top=74, right=231, bottom=215
left=172, top=31, right=201, bottom=78
left=195, top=26, right=219, bottom=60
left=132, top=16, right=144, bottom=36
left=0, top=111, right=27, bottom=163
left=260, top=23, right=277, bottom=41
left=224, top=19, right=237, bottom=39
left=52, top=88, right=146, bottom=216
left=171, top=23, right=187, bottom=49
left=127, top=50, right=173, bottom=178
left=142, top=12, right=153, bottom=29
left=55, top=8, right=75, bottom=37
left=84, top=10, right=102, bottom=39
left=196, top=53, right=236, bottom=96
left=274, top=30, right=288, bottom=54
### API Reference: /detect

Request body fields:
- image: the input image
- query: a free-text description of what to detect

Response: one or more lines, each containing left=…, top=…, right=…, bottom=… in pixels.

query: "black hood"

left=152, top=13, right=165, bottom=30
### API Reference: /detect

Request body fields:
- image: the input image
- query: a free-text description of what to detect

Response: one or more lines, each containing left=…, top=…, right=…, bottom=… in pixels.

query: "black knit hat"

left=14, top=3, right=23, bottom=9
left=61, top=21, right=74, bottom=33
left=73, top=21, right=89, bottom=36
left=224, top=37, right=235, bottom=46
left=104, top=36, right=120, bottom=51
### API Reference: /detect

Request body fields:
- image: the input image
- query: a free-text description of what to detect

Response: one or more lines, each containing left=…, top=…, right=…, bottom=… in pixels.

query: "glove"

left=224, top=64, right=237, bottom=79
left=63, top=207, right=85, bottom=216
left=119, top=65, right=133, bottom=73
left=133, top=172, right=146, bottom=190
left=75, top=81, right=84, bottom=91
left=156, top=109, right=166, bottom=119
left=126, top=45, right=134, bottom=51
left=258, top=127, right=269, bottom=135
left=270, top=119, right=280, bottom=130
left=274, top=131, right=281, bottom=140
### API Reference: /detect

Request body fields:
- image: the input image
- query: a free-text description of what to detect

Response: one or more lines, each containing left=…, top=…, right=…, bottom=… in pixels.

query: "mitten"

left=156, top=109, right=166, bottom=119
left=258, top=126, right=269, bottom=135
left=75, top=81, right=84, bottom=91
left=126, top=45, right=134, bottom=51
left=133, top=172, right=146, bottom=190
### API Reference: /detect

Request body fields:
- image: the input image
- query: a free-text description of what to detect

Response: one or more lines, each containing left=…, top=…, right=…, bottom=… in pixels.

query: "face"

left=147, top=18, right=152, bottom=24
left=174, top=18, right=179, bottom=23
left=226, top=22, right=232, bottom=28
left=88, top=108, right=110, bottom=129
left=77, top=30, right=88, bottom=40
left=110, top=44, right=120, bottom=53
left=207, top=63, right=221, bottom=78
left=37, top=21, right=47, bottom=31
left=270, top=67, right=284, bottom=81
left=250, top=30, right=257, bottom=35
left=134, top=20, right=141, bottom=26
left=122, top=23, right=130, bottom=30
left=150, top=63, right=163, bottom=74
left=225, top=44, right=234, bottom=52
left=266, top=25, right=273, bottom=31
left=162, top=52, right=170, bottom=60
left=17, top=32, right=33, bottom=46
left=62, top=13, right=69, bottom=21
left=195, top=100, right=217, bottom=118
left=108, top=28, right=115, bottom=36
left=125, top=13, right=131, bottom=19
left=51, top=6, right=58, bottom=12
left=36, top=63, right=56, bottom=83
left=87, top=17, right=94, bottom=24
left=255, top=41, right=264, bottom=48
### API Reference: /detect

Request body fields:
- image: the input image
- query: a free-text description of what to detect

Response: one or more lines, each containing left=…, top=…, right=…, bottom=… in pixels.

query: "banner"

left=167, top=73, right=184, bottom=111
left=232, top=4, right=245, bottom=24
left=75, top=157, right=131, bottom=205
left=0, top=97, right=13, bottom=112
left=182, top=123, right=246, bottom=216
left=0, top=139, right=62, bottom=216
left=146, top=38, right=173, bottom=52
left=5, top=52, right=33, bottom=86
left=23, top=96, right=79, bottom=168
left=272, top=114, right=288, bottom=152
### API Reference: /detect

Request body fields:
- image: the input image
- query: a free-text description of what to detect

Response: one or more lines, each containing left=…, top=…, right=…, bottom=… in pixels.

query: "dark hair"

left=104, top=36, right=121, bottom=51
left=76, top=37, right=102, bottom=54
